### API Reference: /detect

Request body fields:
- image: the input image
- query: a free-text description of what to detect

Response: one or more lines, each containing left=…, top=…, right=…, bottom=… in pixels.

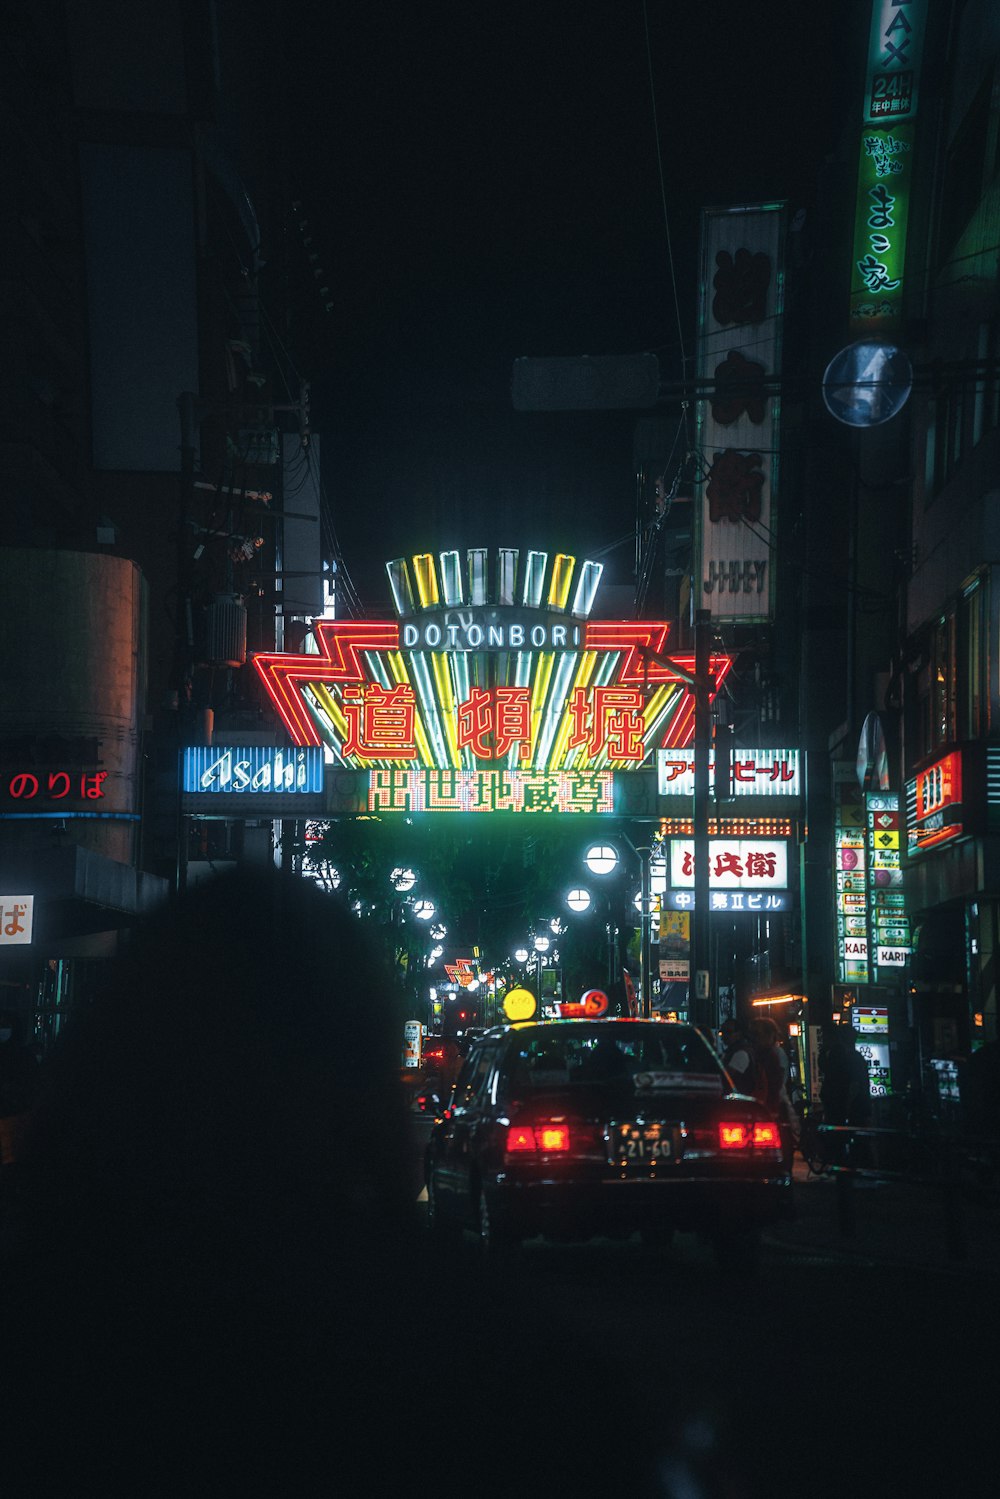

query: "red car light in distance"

left=719, top=1121, right=781, bottom=1150
left=506, top=1123, right=571, bottom=1153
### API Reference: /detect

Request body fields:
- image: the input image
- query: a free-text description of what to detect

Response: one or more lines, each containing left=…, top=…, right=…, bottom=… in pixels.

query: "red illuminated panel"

left=913, top=751, right=963, bottom=850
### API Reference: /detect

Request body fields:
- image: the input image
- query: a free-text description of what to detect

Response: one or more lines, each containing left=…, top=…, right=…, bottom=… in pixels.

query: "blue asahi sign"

left=183, top=746, right=324, bottom=795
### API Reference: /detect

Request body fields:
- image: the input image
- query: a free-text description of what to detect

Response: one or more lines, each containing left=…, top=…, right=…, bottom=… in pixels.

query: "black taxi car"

left=425, top=1018, right=792, bottom=1266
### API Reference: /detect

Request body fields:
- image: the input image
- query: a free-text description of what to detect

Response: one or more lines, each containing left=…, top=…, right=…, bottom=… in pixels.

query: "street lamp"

left=391, top=866, right=416, bottom=892
left=584, top=843, right=620, bottom=877
left=412, top=899, right=436, bottom=921
left=566, top=887, right=592, bottom=914
left=514, top=946, right=529, bottom=964
left=532, top=934, right=550, bottom=1014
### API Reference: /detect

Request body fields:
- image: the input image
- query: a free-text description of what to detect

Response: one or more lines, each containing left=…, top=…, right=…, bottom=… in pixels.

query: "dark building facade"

left=1, top=2, right=333, bottom=1047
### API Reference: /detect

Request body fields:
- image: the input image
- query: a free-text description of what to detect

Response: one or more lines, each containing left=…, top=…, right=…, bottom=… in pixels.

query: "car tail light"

left=505, top=1122, right=571, bottom=1154
left=718, top=1120, right=782, bottom=1150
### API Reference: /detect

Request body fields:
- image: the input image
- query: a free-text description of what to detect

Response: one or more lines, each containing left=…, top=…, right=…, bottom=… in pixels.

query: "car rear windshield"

left=507, top=1025, right=723, bottom=1089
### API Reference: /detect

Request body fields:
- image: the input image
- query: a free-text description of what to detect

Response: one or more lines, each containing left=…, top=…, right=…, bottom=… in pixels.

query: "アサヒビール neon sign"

left=253, top=548, right=731, bottom=773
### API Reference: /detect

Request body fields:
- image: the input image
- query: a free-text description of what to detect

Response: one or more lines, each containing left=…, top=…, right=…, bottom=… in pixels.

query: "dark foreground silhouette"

left=1, top=872, right=701, bottom=1498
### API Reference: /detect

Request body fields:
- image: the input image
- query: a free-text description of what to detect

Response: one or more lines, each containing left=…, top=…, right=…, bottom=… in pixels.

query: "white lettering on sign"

left=400, top=613, right=581, bottom=653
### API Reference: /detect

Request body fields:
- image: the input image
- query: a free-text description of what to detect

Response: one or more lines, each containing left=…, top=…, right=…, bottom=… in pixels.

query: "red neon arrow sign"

left=253, top=621, right=400, bottom=746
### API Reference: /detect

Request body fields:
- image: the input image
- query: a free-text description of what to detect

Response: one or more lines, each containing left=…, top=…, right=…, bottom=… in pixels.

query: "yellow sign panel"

left=503, top=987, right=537, bottom=1022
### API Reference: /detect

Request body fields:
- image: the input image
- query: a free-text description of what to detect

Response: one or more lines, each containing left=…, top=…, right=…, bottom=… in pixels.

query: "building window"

left=938, top=75, right=993, bottom=269
left=973, top=319, right=1000, bottom=447
left=927, top=383, right=966, bottom=498
left=959, top=576, right=988, bottom=739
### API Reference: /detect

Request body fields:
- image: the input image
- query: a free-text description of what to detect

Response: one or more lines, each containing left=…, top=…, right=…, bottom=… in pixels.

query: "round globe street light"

left=514, top=947, right=530, bottom=964
left=533, top=935, right=551, bottom=954
left=430, top=923, right=447, bottom=941
left=412, top=899, right=436, bottom=921
left=566, top=887, right=592, bottom=914
left=391, top=867, right=417, bottom=892
left=584, top=842, right=619, bottom=877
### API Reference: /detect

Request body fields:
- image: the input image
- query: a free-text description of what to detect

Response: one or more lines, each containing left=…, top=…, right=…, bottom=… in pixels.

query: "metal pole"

left=638, top=846, right=651, bottom=1018
left=692, top=609, right=713, bottom=1030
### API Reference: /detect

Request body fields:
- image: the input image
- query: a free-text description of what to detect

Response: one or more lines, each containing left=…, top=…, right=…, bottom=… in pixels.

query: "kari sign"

left=253, top=547, right=731, bottom=777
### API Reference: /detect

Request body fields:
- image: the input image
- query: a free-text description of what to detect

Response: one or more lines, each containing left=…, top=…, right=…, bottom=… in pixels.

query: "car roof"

left=478, top=1018, right=703, bottom=1037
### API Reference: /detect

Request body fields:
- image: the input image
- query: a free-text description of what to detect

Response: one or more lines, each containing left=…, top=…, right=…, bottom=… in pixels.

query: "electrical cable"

left=643, top=0, right=690, bottom=449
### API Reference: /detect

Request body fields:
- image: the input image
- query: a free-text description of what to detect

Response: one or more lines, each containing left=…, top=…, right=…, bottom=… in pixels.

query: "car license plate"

left=615, top=1123, right=673, bottom=1162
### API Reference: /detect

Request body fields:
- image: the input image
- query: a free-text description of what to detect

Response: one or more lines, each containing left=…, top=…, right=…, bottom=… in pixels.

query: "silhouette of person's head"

left=16, top=869, right=411, bottom=1271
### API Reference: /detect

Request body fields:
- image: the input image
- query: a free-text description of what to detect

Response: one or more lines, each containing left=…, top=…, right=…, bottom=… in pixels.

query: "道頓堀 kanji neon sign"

left=253, top=548, right=731, bottom=774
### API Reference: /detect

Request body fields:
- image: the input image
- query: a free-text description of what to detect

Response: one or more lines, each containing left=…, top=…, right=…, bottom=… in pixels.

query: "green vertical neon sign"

left=849, top=0, right=927, bottom=332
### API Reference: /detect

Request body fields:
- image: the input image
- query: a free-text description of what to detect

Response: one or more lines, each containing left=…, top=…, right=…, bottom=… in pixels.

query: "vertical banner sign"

left=695, top=203, right=785, bottom=623
left=849, top=0, right=927, bottom=331
left=866, top=792, right=911, bottom=976
left=834, top=764, right=869, bottom=984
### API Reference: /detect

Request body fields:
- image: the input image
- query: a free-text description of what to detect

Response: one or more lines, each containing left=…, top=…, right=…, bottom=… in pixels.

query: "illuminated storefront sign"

left=182, top=746, right=324, bottom=795
left=0, top=765, right=109, bottom=817
left=254, top=548, right=731, bottom=777
left=664, top=889, right=790, bottom=913
left=668, top=839, right=788, bottom=890
left=834, top=767, right=910, bottom=985
left=906, top=751, right=964, bottom=854
left=849, top=0, right=926, bottom=330
left=694, top=203, right=784, bottom=625
left=0, top=895, right=34, bottom=947
left=368, top=767, right=614, bottom=815
left=657, top=748, right=800, bottom=798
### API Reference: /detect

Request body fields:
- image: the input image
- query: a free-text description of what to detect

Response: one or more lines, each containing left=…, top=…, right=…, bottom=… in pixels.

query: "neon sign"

left=254, top=548, right=731, bottom=773
left=182, top=747, right=325, bottom=795
left=658, top=748, right=800, bottom=798
left=668, top=839, right=789, bottom=891
left=849, top=0, right=926, bottom=330
left=368, top=768, right=614, bottom=815
left=906, top=750, right=964, bottom=854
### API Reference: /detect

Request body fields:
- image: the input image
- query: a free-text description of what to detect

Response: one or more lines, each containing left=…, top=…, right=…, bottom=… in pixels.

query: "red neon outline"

left=253, top=621, right=400, bottom=747
left=253, top=617, right=733, bottom=754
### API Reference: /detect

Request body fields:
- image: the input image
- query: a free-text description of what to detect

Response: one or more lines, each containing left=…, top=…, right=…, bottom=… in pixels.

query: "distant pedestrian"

left=0, top=1010, right=40, bottom=1167
left=749, top=1015, right=798, bottom=1169
left=719, top=1016, right=758, bottom=1098
left=820, top=1024, right=872, bottom=1127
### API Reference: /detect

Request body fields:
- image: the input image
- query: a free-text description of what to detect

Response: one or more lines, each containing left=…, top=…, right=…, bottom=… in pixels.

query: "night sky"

left=253, top=1, right=862, bottom=610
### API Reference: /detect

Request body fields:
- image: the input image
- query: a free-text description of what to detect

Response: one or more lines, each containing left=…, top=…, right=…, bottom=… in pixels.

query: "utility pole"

left=692, top=609, right=713, bottom=1031
left=637, top=616, right=715, bottom=1032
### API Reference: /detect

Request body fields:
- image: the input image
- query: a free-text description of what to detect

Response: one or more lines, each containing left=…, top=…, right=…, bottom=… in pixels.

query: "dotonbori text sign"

left=695, top=203, right=784, bottom=624
left=658, top=748, right=800, bottom=798
left=253, top=548, right=731, bottom=814
left=849, top=0, right=926, bottom=331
